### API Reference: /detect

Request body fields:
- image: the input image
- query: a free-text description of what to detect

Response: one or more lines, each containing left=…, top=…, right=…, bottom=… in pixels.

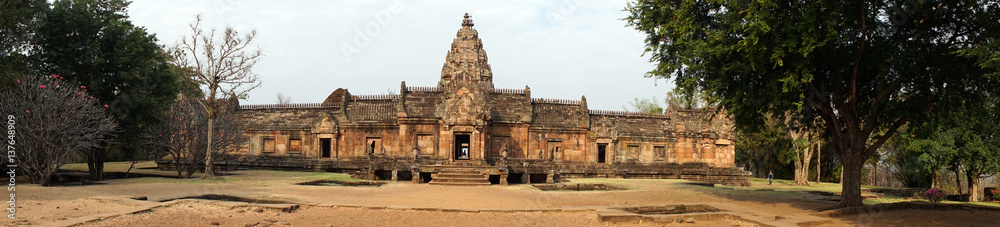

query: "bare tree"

left=170, top=15, right=262, bottom=178
left=275, top=92, right=291, bottom=105
left=144, top=95, right=247, bottom=178
left=1, top=75, right=116, bottom=185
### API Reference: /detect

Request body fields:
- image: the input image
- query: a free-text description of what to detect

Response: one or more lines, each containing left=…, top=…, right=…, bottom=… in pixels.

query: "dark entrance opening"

left=396, top=171, right=413, bottom=181
left=506, top=173, right=524, bottom=184
left=488, top=175, right=501, bottom=184
left=454, top=134, right=471, bottom=160
left=529, top=174, right=548, bottom=183
left=420, top=172, right=433, bottom=183
left=597, top=143, right=607, bottom=163
left=374, top=170, right=392, bottom=180
left=321, top=138, right=331, bottom=158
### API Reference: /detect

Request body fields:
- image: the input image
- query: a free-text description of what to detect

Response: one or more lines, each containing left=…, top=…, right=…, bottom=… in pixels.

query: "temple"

left=160, top=14, right=749, bottom=186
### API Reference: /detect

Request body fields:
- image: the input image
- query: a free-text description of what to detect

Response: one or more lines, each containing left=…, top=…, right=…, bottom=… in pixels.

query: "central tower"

left=438, top=13, right=494, bottom=88
left=436, top=14, right=494, bottom=163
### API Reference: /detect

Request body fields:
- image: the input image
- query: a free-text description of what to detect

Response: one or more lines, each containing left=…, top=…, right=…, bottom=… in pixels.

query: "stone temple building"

left=162, top=14, right=749, bottom=186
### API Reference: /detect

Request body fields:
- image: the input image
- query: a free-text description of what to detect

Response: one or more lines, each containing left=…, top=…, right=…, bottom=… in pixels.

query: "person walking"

left=768, top=171, right=774, bottom=185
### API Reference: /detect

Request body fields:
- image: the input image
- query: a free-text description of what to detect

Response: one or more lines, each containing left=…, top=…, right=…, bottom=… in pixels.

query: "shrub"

left=922, top=188, right=948, bottom=203
left=989, top=187, right=1000, bottom=202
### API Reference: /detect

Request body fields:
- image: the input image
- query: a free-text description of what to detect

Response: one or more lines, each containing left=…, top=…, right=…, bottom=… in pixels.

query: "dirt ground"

left=5, top=168, right=1000, bottom=226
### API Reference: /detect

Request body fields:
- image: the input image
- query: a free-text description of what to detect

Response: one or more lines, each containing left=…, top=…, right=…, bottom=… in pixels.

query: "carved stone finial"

left=462, top=13, right=474, bottom=28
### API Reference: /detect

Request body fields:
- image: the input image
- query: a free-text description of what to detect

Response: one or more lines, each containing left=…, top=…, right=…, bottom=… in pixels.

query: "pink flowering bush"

left=1, top=75, right=117, bottom=185
left=922, top=188, right=948, bottom=203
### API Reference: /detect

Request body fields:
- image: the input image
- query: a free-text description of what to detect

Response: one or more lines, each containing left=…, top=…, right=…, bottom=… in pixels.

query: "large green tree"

left=626, top=0, right=999, bottom=206
left=921, top=97, right=999, bottom=201
left=33, top=0, right=179, bottom=180
left=0, top=0, right=47, bottom=85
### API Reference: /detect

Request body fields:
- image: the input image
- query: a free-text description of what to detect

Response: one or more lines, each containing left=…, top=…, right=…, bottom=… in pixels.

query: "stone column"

left=522, top=172, right=530, bottom=184
left=500, top=174, right=508, bottom=185
left=391, top=169, right=398, bottom=181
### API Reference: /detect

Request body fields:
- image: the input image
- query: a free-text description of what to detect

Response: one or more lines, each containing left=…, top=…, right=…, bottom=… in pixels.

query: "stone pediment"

left=437, top=82, right=488, bottom=126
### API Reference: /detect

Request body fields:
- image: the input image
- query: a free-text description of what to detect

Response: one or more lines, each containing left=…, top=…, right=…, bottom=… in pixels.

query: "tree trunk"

left=40, top=174, right=52, bottom=187
left=203, top=116, right=215, bottom=178
left=800, top=147, right=812, bottom=186
left=839, top=166, right=843, bottom=185
left=931, top=170, right=940, bottom=189
left=872, top=162, right=878, bottom=186
left=968, top=172, right=981, bottom=202
left=794, top=159, right=804, bottom=185
left=840, top=156, right=865, bottom=207
left=87, top=154, right=96, bottom=180
left=816, top=141, right=821, bottom=184
left=95, top=147, right=105, bottom=181
left=86, top=144, right=107, bottom=181
left=791, top=131, right=811, bottom=186
left=954, top=168, right=963, bottom=195
left=172, top=154, right=183, bottom=178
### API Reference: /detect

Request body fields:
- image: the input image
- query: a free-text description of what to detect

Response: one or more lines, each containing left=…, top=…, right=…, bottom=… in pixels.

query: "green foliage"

left=626, top=0, right=1000, bottom=206
left=889, top=93, right=1000, bottom=188
left=664, top=86, right=707, bottom=109
left=34, top=0, right=180, bottom=161
left=735, top=119, right=794, bottom=179
left=0, top=0, right=47, bottom=54
left=623, top=97, right=664, bottom=113
left=0, top=0, right=48, bottom=87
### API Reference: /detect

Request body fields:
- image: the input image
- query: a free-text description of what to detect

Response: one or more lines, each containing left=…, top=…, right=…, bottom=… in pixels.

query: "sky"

left=127, top=0, right=671, bottom=111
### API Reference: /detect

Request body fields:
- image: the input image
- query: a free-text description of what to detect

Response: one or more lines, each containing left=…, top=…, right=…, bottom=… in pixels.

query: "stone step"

left=432, top=178, right=490, bottom=183
left=436, top=173, right=484, bottom=178
left=428, top=181, right=492, bottom=186
left=429, top=166, right=491, bottom=186
left=439, top=168, right=481, bottom=173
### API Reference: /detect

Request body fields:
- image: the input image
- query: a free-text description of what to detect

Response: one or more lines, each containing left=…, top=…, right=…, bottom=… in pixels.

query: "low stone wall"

left=156, top=156, right=751, bottom=186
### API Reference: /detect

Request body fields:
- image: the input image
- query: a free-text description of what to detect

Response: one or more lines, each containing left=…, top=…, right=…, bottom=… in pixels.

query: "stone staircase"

left=429, top=166, right=491, bottom=186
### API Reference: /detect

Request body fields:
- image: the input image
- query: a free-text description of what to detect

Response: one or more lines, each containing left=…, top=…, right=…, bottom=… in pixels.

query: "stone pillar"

left=391, top=169, right=398, bottom=181
left=412, top=171, right=421, bottom=183
left=522, top=172, right=530, bottom=184
left=546, top=170, right=555, bottom=183
left=500, top=174, right=508, bottom=185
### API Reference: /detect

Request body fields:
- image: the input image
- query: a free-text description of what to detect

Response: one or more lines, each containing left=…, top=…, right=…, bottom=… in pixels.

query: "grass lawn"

left=732, top=177, right=1000, bottom=208
left=58, top=161, right=358, bottom=186
left=61, top=161, right=158, bottom=172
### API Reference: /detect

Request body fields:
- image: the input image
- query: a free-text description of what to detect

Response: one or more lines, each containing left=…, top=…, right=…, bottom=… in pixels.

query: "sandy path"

left=7, top=170, right=1000, bottom=226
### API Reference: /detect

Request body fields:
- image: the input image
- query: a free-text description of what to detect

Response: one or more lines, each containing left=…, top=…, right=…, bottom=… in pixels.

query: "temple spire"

left=439, top=13, right=493, bottom=88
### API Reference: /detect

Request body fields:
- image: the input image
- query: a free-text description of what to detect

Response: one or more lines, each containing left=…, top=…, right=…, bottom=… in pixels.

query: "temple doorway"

left=321, top=138, right=331, bottom=158
left=597, top=143, right=607, bottom=163
left=454, top=134, right=470, bottom=160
